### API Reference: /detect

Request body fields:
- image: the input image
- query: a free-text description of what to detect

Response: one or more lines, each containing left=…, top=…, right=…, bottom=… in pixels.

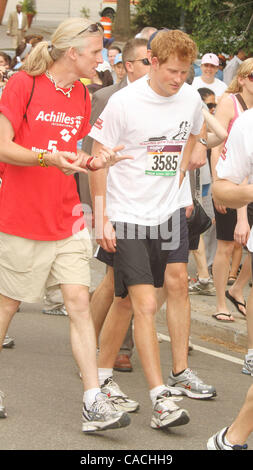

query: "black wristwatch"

left=198, top=138, right=207, bottom=147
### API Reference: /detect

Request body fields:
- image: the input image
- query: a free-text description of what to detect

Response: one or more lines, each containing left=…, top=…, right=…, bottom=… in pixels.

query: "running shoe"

left=3, top=335, right=15, bottom=349
left=167, top=368, right=216, bottom=399
left=189, top=278, right=215, bottom=296
left=207, top=427, right=248, bottom=450
left=101, top=377, right=139, bottom=412
left=0, top=391, right=7, bottom=418
left=242, top=355, right=253, bottom=376
left=150, top=389, right=190, bottom=429
left=82, top=392, right=130, bottom=433
left=42, top=306, right=68, bottom=316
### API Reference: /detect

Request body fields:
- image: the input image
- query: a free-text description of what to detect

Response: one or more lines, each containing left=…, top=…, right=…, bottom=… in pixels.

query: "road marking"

left=157, top=333, right=244, bottom=365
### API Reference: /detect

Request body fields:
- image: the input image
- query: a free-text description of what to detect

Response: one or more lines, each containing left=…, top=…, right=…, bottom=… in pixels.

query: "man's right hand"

left=96, top=216, right=117, bottom=253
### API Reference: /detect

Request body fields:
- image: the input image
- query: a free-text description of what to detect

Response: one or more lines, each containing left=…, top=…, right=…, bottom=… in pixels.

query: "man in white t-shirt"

left=89, top=29, right=216, bottom=431
left=209, top=108, right=253, bottom=450
left=223, top=48, right=247, bottom=86
left=192, top=53, right=227, bottom=100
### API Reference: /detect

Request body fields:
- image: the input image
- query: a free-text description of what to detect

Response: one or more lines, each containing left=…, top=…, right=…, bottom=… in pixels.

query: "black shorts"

left=213, top=201, right=253, bottom=242
left=95, top=208, right=189, bottom=297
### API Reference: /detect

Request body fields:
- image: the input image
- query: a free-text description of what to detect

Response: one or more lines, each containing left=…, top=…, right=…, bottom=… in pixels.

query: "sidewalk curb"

left=157, top=302, right=248, bottom=350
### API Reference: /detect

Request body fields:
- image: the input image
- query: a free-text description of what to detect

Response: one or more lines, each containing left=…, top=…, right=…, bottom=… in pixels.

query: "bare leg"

left=61, top=284, right=99, bottom=391
left=0, top=294, right=20, bottom=350
left=90, top=267, right=114, bottom=346
left=226, top=384, right=253, bottom=445
left=212, top=239, right=235, bottom=320
left=98, top=295, right=133, bottom=368
left=228, top=252, right=251, bottom=316
left=163, top=263, right=190, bottom=374
left=229, top=242, right=242, bottom=280
left=128, top=284, right=163, bottom=389
left=191, top=235, right=210, bottom=279
left=245, top=286, right=253, bottom=350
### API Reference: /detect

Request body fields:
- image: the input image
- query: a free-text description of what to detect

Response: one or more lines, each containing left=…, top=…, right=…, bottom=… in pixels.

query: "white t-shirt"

left=192, top=76, right=227, bottom=99
left=216, top=108, right=253, bottom=250
left=223, top=56, right=242, bottom=86
left=89, top=75, right=203, bottom=226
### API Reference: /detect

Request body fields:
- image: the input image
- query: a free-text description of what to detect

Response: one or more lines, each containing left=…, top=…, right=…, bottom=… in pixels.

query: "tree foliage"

left=133, top=0, right=253, bottom=55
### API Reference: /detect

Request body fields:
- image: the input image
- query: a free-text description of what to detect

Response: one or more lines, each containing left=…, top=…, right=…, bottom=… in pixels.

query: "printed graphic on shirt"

left=221, top=144, right=227, bottom=160
left=35, top=111, right=84, bottom=144
left=94, top=117, right=104, bottom=130
left=144, top=138, right=183, bottom=176
left=172, top=121, right=191, bottom=140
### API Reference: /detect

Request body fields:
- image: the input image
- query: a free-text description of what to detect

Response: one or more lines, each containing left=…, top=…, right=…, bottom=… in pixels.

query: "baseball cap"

left=114, top=53, right=123, bottom=65
left=201, top=53, right=219, bottom=66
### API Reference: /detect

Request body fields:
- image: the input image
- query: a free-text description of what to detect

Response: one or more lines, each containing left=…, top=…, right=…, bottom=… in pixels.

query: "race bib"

left=145, top=142, right=183, bottom=176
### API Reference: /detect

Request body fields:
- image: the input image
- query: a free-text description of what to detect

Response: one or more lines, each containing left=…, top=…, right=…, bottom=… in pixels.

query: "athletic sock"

left=83, top=388, right=101, bottom=410
left=150, top=385, right=167, bottom=406
left=98, top=368, right=113, bottom=386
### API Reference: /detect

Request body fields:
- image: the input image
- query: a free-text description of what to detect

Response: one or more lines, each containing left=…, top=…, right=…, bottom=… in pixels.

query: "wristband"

left=86, top=156, right=98, bottom=171
left=38, top=152, right=48, bottom=167
left=179, top=167, right=186, bottom=176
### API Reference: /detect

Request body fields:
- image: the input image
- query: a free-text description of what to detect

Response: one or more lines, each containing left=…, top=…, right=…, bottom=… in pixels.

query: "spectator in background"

left=192, top=53, right=227, bottom=100
left=198, top=87, right=216, bottom=114
left=11, top=42, right=32, bottom=70
left=223, top=48, right=247, bottom=86
left=113, top=53, right=126, bottom=84
left=0, top=53, right=12, bottom=98
left=107, top=44, right=122, bottom=67
left=87, top=61, right=113, bottom=99
left=216, top=54, right=226, bottom=81
left=6, top=2, right=28, bottom=49
left=135, top=26, right=157, bottom=40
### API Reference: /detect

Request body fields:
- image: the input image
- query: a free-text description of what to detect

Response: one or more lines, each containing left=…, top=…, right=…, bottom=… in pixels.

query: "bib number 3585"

left=145, top=144, right=182, bottom=176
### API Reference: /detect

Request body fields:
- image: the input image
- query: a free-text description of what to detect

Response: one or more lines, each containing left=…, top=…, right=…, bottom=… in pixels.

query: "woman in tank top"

left=211, top=58, right=253, bottom=322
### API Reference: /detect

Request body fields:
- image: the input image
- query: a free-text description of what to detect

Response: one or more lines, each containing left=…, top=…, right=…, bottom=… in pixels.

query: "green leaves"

left=133, top=0, right=253, bottom=55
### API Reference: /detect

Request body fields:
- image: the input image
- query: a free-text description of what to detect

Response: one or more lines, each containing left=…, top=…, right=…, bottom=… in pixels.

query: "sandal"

left=225, top=290, right=246, bottom=317
left=227, top=275, right=237, bottom=286
left=212, top=313, right=235, bottom=323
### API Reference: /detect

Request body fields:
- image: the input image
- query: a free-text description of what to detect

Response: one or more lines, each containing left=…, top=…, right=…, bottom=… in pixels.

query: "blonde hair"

left=151, top=30, right=197, bottom=65
left=22, top=17, right=103, bottom=76
left=227, top=57, right=253, bottom=93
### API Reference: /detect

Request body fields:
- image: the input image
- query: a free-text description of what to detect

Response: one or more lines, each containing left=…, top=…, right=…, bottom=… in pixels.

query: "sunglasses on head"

left=207, top=103, right=217, bottom=110
left=129, top=58, right=150, bottom=65
left=247, top=73, right=253, bottom=82
left=76, top=23, right=103, bottom=37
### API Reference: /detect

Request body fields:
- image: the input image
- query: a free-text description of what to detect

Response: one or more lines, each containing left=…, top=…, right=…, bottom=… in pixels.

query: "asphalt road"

left=1, top=294, right=253, bottom=453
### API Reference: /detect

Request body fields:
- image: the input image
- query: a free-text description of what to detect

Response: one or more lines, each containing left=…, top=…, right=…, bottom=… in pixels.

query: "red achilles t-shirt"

left=0, top=71, right=91, bottom=240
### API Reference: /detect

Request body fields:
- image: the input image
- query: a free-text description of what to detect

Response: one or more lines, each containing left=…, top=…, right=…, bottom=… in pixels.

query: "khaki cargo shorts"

left=0, top=228, right=93, bottom=303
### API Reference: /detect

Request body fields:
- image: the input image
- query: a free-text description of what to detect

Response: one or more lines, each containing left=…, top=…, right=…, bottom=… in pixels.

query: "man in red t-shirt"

left=0, top=17, right=132, bottom=432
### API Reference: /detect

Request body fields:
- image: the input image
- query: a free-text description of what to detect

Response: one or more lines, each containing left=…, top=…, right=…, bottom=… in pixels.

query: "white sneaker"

left=0, top=391, right=7, bottom=418
left=242, top=355, right=253, bottom=376
left=42, top=306, right=68, bottom=316
left=207, top=427, right=248, bottom=450
left=82, top=392, right=130, bottom=432
left=167, top=368, right=216, bottom=399
left=150, top=389, right=190, bottom=429
left=101, top=377, right=139, bottom=413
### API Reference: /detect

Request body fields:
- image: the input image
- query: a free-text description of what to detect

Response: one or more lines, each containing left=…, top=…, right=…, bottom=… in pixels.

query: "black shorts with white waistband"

left=95, top=208, right=189, bottom=298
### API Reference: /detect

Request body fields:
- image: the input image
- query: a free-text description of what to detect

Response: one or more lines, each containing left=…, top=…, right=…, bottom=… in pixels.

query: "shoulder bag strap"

left=235, top=93, right=248, bottom=111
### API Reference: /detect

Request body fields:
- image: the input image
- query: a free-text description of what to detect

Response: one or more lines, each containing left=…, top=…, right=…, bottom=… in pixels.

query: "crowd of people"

left=0, top=5, right=253, bottom=450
